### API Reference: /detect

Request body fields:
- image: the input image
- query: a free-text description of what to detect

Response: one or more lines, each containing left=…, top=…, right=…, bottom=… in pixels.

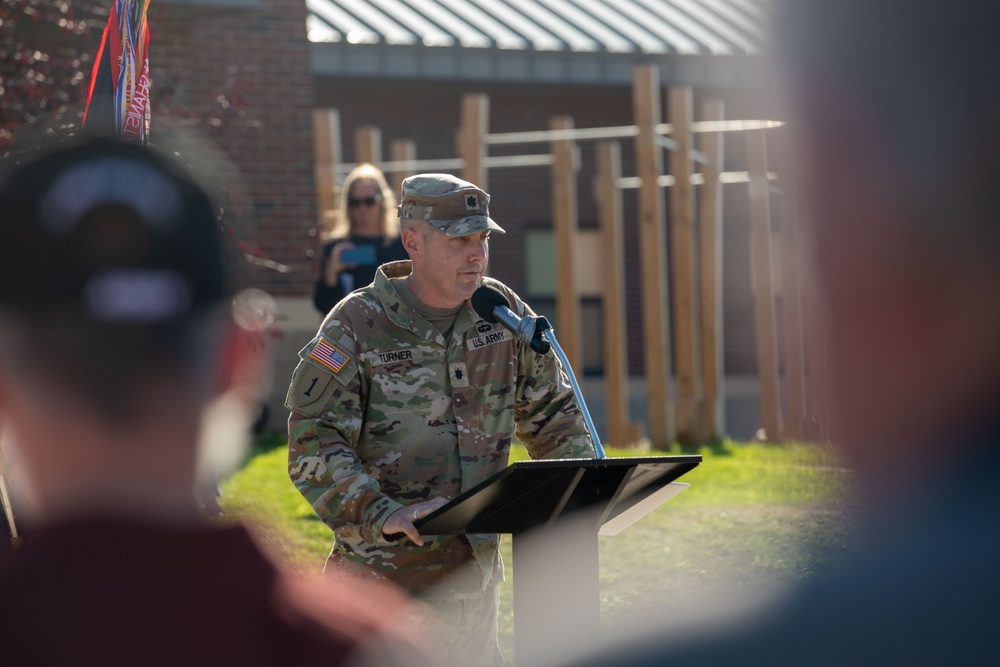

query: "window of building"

left=524, top=228, right=604, bottom=376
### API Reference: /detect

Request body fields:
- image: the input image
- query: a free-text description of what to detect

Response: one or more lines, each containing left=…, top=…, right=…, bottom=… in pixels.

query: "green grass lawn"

left=220, top=437, right=856, bottom=664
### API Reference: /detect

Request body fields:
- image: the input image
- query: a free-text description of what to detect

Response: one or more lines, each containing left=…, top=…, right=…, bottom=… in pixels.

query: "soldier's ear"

left=401, top=225, right=422, bottom=259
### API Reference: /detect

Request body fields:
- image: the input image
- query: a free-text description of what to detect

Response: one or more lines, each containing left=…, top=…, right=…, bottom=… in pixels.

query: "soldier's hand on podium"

left=383, top=496, right=450, bottom=545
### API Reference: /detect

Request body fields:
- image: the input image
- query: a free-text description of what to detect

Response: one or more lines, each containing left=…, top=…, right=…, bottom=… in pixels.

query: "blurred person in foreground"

left=0, top=137, right=434, bottom=667
left=314, top=163, right=408, bottom=315
left=288, top=173, right=595, bottom=665
left=563, top=2, right=1000, bottom=666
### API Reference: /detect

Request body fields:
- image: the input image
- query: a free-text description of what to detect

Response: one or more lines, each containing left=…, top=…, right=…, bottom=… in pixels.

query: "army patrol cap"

left=0, top=137, right=227, bottom=323
left=398, top=173, right=506, bottom=237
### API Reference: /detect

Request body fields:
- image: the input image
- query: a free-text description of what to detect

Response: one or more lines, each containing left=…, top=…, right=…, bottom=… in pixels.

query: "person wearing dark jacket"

left=0, top=138, right=435, bottom=667
left=314, top=163, right=407, bottom=314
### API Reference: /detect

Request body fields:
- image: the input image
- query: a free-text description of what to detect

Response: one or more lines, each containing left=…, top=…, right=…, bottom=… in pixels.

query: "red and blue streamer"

left=83, top=1, right=152, bottom=144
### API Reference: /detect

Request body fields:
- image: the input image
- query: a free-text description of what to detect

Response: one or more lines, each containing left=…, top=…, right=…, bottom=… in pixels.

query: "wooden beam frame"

left=596, top=141, right=642, bottom=447
left=632, top=64, right=675, bottom=448
left=354, top=125, right=381, bottom=166
left=697, top=99, right=725, bottom=441
left=388, top=139, right=416, bottom=198
left=458, top=94, right=489, bottom=189
left=747, top=129, right=782, bottom=442
left=550, top=116, right=583, bottom=372
left=667, top=86, right=701, bottom=443
left=312, top=108, right=341, bottom=217
left=776, top=130, right=807, bottom=441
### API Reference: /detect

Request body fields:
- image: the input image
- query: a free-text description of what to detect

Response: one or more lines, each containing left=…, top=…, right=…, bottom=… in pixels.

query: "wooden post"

left=632, top=64, right=675, bottom=448
left=697, top=99, right=725, bottom=441
left=354, top=125, right=381, bottom=166
left=457, top=93, right=489, bottom=189
left=776, top=131, right=807, bottom=442
left=388, top=139, right=417, bottom=197
left=312, top=108, right=341, bottom=216
left=667, top=86, right=701, bottom=443
left=804, top=272, right=831, bottom=442
left=550, top=116, right=583, bottom=372
left=747, top=130, right=782, bottom=442
left=596, top=141, right=642, bottom=448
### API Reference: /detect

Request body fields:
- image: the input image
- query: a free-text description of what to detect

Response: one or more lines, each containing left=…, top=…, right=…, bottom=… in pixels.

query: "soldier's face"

left=405, top=225, right=490, bottom=308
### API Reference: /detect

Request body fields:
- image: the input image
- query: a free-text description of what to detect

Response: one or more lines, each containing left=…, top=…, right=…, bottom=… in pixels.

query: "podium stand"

left=415, top=455, right=701, bottom=663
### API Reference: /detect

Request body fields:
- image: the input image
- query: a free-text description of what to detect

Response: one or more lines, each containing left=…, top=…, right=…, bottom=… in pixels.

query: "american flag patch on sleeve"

left=309, top=338, right=351, bottom=373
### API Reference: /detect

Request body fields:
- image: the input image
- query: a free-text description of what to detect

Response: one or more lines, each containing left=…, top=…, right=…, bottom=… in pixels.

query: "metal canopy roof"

left=307, top=0, right=767, bottom=55
left=307, top=0, right=768, bottom=86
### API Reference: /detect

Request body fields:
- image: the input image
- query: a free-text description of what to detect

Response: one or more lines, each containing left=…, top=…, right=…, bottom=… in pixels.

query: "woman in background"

left=313, top=163, right=408, bottom=314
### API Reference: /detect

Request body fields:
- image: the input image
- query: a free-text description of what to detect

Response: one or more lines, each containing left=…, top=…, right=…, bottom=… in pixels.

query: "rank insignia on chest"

left=449, top=362, right=469, bottom=388
left=310, top=338, right=351, bottom=373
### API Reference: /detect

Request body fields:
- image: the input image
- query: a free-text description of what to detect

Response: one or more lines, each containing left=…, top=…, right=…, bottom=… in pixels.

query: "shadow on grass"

left=251, top=429, right=287, bottom=454
left=649, top=439, right=735, bottom=457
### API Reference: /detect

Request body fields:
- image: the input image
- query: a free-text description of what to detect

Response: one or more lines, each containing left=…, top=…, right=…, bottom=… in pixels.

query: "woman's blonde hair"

left=328, top=163, right=399, bottom=243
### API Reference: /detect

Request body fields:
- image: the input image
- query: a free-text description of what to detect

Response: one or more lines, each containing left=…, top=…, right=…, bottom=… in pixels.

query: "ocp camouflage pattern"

left=287, top=260, right=594, bottom=597
left=397, top=173, right=505, bottom=237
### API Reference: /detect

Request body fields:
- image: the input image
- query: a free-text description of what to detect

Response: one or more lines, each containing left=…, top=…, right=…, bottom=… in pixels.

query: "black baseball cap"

left=0, top=138, right=227, bottom=323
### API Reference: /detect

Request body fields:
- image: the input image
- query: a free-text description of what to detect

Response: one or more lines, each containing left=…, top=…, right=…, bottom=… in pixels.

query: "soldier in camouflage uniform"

left=287, top=173, right=596, bottom=665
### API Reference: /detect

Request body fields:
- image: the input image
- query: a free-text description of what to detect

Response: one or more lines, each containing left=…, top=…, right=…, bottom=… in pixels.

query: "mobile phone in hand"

left=340, top=245, right=377, bottom=266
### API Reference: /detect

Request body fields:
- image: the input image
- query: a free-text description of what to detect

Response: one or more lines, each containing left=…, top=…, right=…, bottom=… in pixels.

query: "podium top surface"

left=415, top=455, right=701, bottom=536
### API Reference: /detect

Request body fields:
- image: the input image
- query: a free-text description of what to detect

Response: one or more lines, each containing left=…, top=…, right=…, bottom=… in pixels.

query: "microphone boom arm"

left=533, top=319, right=606, bottom=459
left=469, top=285, right=605, bottom=457
left=492, top=307, right=550, bottom=355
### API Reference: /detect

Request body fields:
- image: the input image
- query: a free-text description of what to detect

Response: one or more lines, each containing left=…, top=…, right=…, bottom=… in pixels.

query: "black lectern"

left=415, top=455, right=701, bottom=663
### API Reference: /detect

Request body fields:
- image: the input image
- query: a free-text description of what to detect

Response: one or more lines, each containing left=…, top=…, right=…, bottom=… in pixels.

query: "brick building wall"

left=150, top=1, right=324, bottom=430
left=151, top=0, right=317, bottom=297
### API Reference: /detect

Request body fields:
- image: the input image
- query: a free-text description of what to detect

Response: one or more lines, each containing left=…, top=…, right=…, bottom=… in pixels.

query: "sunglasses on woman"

left=347, top=193, right=383, bottom=208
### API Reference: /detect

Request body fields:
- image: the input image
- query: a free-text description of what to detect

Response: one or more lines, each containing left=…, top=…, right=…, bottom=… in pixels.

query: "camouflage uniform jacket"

left=287, top=260, right=594, bottom=598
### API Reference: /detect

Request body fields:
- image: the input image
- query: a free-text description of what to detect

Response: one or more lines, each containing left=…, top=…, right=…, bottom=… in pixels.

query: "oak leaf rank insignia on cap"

left=398, top=173, right=505, bottom=237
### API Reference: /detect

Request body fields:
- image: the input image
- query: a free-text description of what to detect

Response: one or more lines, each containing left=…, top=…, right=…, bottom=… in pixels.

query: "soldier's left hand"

left=382, top=496, right=450, bottom=545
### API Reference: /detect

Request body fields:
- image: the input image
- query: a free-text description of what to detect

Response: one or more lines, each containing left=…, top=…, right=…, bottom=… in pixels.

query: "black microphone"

left=471, top=285, right=551, bottom=354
